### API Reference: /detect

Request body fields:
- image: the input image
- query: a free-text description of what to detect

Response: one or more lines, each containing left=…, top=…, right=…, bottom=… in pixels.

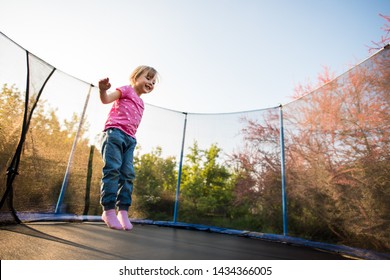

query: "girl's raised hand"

left=99, top=78, right=111, bottom=91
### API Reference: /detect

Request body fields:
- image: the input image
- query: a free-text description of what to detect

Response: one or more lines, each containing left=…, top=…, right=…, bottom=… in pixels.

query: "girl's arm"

left=98, top=77, right=121, bottom=104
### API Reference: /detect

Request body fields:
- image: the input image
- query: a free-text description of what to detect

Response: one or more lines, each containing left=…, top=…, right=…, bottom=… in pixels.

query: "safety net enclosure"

left=281, top=47, right=390, bottom=251
left=0, top=31, right=389, bottom=255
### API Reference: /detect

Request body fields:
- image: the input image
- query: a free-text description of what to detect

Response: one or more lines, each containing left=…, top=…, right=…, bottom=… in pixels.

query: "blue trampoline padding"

left=12, top=212, right=390, bottom=260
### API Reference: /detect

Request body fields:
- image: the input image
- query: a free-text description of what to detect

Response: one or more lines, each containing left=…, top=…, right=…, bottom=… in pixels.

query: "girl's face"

left=133, top=71, right=157, bottom=96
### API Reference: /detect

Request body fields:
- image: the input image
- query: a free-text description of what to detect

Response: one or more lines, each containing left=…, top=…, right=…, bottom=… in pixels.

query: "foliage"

left=180, top=141, right=233, bottom=222
left=370, top=14, right=390, bottom=51
left=0, top=84, right=24, bottom=173
left=0, top=84, right=101, bottom=214
left=285, top=51, right=390, bottom=250
left=229, top=50, right=390, bottom=251
left=132, top=147, right=177, bottom=220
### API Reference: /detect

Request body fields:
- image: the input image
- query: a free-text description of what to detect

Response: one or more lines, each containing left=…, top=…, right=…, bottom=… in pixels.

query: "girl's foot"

left=117, top=210, right=133, bottom=231
left=102, top=210, right=122, bottom=230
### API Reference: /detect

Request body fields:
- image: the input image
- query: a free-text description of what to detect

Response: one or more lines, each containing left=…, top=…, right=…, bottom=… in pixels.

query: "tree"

left=231, top=39, right=389, bottom=251
left=230, top=111, right=284, bottom=233
left=285, top=49, right=390, bottom=249
left=0, top=83, right=100, bottom=214
left=181, top=141, right=233, bottom=222
left=0, top=84, right=24, bottom=174
left=133, top=147, right=177, bottom=219
left=369, top=14, right=390, bottom=51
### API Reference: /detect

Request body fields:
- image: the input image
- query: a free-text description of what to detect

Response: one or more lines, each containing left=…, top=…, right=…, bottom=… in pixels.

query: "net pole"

left=173, top=112, right=188, bottom=223
left=55, top=84, right=93, bottom=214
left=279, top=104, right=288, bottom=235
left=83, top=145, right=95, bottom=215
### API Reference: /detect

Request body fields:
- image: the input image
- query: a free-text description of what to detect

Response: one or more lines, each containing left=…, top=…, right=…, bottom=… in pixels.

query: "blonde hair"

left=130, top=65, right=159, bottom=86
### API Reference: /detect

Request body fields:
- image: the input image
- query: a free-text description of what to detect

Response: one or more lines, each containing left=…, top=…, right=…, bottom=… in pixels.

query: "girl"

left=99, top=66, right=158, bottom=230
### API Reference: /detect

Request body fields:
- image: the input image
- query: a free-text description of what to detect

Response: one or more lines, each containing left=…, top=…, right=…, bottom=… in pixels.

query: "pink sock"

left=102, top=209, right=122, bottom=230
left=117, top=210, right=133, bottom=231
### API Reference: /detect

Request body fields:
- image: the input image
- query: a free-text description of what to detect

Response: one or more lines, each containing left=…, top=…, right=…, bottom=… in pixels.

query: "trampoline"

left=2, top=214, right=388, bottom=260
left=0, top=222, right=350, bottom=260
left=1, top=32, right=389, bottom=262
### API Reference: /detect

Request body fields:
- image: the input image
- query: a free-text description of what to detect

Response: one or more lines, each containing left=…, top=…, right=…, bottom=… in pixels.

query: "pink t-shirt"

left=104, top=85, right=144, bottom=138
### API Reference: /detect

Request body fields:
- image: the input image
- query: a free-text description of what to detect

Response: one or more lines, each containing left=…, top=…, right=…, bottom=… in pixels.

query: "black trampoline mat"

left=0, top=222, right=347, bottom=260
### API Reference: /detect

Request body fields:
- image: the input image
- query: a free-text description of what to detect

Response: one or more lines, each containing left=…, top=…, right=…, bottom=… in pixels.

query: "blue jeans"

left=100, top=128, right=136, bottom=211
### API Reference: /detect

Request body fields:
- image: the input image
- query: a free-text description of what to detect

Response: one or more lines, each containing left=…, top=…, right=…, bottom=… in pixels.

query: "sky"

left=0, top=0, right=389, bottom=113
